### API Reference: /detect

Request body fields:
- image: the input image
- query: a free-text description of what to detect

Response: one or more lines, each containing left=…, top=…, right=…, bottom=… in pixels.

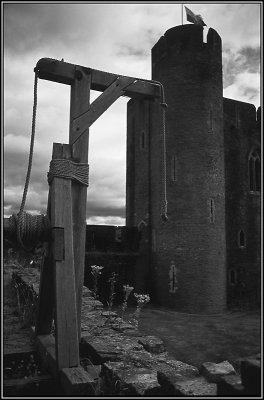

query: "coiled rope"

left=10, top=70, right=51, bottom=251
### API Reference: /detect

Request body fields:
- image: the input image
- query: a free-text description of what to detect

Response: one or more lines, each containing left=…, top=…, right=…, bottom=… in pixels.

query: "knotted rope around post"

left=47, top=159, right=89, bottom=186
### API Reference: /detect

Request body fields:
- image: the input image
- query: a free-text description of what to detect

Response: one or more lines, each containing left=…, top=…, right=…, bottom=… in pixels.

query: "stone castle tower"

left=126, top=24, right=260, bottom=313
left=127, top=24, right=226, bottom=313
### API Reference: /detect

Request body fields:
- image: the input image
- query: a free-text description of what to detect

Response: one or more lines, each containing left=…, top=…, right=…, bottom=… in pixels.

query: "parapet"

left=152, top=24, right=222, bottom=64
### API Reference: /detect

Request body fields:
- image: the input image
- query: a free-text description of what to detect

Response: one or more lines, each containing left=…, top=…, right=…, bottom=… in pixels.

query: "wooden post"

left=36, top=191, right=54, bottom=334
left=50, top=143, right=79, bottom=370
left=69, top=67, right=91, bottom=340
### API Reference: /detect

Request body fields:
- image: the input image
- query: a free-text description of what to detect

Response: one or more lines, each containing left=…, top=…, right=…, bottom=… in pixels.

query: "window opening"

left=248, top=149, right=260, bottom=193
left=209, top=199, right=215, bottom=223
left=235, top=106, right=240, bottom=128
left=238, top=230, right=245, bottom=248
left=209, top=109, right=213, bottom=132
left=172, top=156, right=178, bottom=182
left=229, top=269, right=237, bottom=286
left=141, top=130, right=145, bottom=149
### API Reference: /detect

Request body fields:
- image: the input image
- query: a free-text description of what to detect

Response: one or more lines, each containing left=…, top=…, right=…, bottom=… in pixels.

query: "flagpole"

left=182, top=4, right=183, bottom=25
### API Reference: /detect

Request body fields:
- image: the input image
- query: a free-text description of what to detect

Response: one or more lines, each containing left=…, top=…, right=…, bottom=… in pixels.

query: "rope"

left=10, top=213, right=50, bottom=248
left=156, top=81, right=168, bottom=222
left=15, top=70, right=39, bottom=251
left=10, top=70, right=50, bottom=251
left=47, top=159, right=89, bottom=186
left=124, top=78, right=168, bottom=221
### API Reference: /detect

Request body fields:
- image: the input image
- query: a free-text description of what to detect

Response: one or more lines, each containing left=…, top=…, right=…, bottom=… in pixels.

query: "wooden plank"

left=50, top=143, right=79, bottom=370
left=69, top=68, right=91, bottom=341
left=36, top=185, right=54, bottom=335
left=35, top=254, right=54, bottom=335
left=35, top=334, right=57, bottom=377
left=60, top=366, right=95, bottom=396
left=72, top=76, right=135, bottom=142
left=35, top=57, right=161, bottom=98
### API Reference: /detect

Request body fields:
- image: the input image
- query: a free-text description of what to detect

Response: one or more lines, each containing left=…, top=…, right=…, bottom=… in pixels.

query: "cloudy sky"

left=3, top=2, right=261, bottom=225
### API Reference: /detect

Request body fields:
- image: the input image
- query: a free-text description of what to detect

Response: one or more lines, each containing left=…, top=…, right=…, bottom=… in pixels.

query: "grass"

left=134, top=304, right=261, bottom=370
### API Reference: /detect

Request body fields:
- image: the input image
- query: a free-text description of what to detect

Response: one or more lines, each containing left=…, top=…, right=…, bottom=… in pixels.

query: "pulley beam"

left=35, top=58, right=161, bottom=98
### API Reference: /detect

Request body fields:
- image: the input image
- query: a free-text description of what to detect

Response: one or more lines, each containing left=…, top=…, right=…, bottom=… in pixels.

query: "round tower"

left=149, top=24, right=226, bottom=313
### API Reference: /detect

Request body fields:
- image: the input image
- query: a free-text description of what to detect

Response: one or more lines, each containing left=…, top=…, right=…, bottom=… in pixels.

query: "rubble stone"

left=200, top=360, right=236, bottom=383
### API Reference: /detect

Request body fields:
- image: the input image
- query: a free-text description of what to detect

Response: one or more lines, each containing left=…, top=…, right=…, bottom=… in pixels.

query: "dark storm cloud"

left=4, top=3, right=101, bottom=55
left=3, top=3, right=260, bottom=224
left=86, top=203, right=125, bottom=219
left=223, top=46, right=260, bottom=88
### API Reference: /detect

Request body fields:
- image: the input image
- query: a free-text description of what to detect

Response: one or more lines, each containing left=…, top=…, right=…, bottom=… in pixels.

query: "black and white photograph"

left=2, top=1, right=262, bottom=398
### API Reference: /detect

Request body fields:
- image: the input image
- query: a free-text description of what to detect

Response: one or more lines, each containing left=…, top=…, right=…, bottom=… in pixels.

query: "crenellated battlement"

left=152, top=24, right=222, bottom=65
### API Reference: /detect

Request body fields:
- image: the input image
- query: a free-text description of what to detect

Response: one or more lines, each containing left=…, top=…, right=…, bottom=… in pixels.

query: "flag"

left=184, top=6, right=207, bottom=26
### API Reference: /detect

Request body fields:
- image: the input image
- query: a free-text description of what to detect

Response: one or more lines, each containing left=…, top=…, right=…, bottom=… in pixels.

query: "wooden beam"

left=60, top=367, right=95, bottom=396
left=35, top=58, right=161, bottom=98
left=69, top=68, right=91, bottom=341
left=35, top=254, right=54, bottom=335
left=72, top=76, right=135, bottom=142
left=35, top=334, right=57, bottom=377
left=50, top=143, right=79, bottom=370
left=36, top=189, right=54, bottom=335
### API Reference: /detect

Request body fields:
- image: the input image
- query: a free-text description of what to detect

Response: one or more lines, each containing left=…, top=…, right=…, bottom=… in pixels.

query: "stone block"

left=240, top=358, right=261, bottom=396
left=80, top=334, right=145, bottom=363
left=82, top=286, right=93, bottom=298
left=138, top=336, right=166, bottom=354
left=102, top=362, right=160, bottom=396
left=217, top=374, right=245, bottom=396
left=166, top=376, right=217, bottom=396
left=101, top=311, right=117, bottom=318
left=200, top=360, right=236, bottom=383
left=157, top=359, right=199, bottom=384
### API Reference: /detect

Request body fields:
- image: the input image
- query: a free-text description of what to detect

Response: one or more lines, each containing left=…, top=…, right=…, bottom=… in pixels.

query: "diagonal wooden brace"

left=71, top=76, right=136, bottom=143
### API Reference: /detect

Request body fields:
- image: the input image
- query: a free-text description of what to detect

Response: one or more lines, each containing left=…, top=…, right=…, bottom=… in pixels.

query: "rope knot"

left=47, top=159, right=89, bottom=186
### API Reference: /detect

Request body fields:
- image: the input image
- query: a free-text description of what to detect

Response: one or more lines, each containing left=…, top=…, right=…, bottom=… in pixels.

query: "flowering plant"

left=91, top=265, right=104, bottom=301
left=121, top=285, right=134, bottom=322
left=132, top=293, right=150, bottom=328
left=107, top=272, right=118, bottom=311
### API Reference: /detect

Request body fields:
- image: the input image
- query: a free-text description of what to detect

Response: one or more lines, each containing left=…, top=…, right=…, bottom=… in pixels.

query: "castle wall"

left=224, top=99, right=261, bottom=307
left=126, top=24, right=260, bottom=312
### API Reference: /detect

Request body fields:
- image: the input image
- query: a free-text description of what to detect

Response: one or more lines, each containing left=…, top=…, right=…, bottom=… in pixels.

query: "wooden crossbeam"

left=35, top=58, right=161, bottom=98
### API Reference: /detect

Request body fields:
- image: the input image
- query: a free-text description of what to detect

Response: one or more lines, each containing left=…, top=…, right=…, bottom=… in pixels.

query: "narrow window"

left=255, top=157, right=260, bottom=192
left=172, top=156, right=178, bottom=182
left=209, top=109, right=213, bottom=132
left=238, top=230, right=246, bottom=248
left=152, top=229, right=156, bottom=252
left=249, top=156, right=254, bottom=191
left=248, top=149, right=260, bottom=193
left=235, top=106, right=240, bottom=128
left=115, top=227, right=122, bottom=242
left=229, top=269, right=237, bottom=286
left=140, top=130, right=145, bottom=149
left=209, top=199, right=215, bottom=223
